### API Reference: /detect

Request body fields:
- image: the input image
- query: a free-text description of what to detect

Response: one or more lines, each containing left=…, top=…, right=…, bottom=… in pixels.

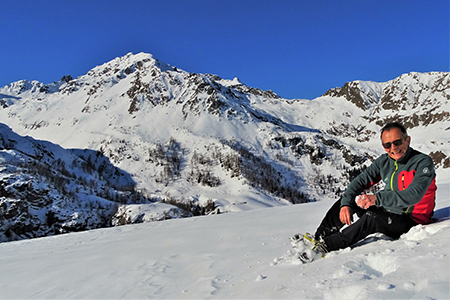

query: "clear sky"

left=1, top=0, right=448, bottom=99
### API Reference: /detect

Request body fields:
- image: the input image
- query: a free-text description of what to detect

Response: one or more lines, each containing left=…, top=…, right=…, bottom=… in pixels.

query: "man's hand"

left=356, top=194, right=376, bottom=209
left=340, top=206, right=353, bottom=225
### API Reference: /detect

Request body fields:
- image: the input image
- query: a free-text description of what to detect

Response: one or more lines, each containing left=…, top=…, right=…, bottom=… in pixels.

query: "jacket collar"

left=396, top=146, right=412, bottom=164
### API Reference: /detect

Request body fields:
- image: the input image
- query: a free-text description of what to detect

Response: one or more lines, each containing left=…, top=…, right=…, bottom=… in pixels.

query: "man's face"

left=381, top=128, right=411, bottom=160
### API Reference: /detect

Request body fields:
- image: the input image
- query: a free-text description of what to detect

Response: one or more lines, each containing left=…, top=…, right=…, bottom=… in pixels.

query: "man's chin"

left=389, top=152, right=404, bottom=160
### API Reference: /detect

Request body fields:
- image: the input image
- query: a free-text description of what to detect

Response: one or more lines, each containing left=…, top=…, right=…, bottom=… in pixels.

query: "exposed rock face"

left=324, top=72, right=450, bottom=129
left=0, top=52, right=448, bottom=242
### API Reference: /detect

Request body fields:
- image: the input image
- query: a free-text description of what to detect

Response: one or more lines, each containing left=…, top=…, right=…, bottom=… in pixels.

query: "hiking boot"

left=290, top=233, right=328, bottom=263
left=314, top=225, right=339, bottom=241
left=290, top=232, right=316, bottom=249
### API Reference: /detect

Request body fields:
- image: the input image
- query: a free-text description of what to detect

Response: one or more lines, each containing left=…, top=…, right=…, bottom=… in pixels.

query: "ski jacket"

left=341, top=147, right=437, bottom=224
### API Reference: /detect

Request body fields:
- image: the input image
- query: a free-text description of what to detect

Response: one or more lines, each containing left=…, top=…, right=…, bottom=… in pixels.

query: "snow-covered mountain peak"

left=323, top=80, right=383, bottom=111
left=324, top=71, right=449, bottom=112
left=0, top=52, right=448, bottom=242
left=322, top=72, right=449, bottom=132
left=0, top=79, right=65, bottom=102
left=84, top=52, right=176, bottom=80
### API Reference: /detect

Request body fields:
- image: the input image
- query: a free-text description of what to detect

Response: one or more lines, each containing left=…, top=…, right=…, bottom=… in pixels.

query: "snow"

left=0, top=53, right=449, bottom=298
left=0, top=53, right=448, bottom=213
left=0, top=183, right=448, bottom=299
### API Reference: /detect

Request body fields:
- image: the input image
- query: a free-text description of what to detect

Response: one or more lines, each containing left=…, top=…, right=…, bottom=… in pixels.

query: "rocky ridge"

left=0, top=52, right=448, bottom=242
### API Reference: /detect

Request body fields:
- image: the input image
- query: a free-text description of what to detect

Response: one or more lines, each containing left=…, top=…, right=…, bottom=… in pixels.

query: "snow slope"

left=0, top=53, right=448, bottom=210
left=0, top=53, right=448, bottom=297
left=0, top=182, right=448, bottom=299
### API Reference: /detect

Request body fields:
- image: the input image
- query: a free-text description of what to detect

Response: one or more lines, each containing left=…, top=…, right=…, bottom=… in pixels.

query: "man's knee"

left=361, top=208, right=413, bottom=239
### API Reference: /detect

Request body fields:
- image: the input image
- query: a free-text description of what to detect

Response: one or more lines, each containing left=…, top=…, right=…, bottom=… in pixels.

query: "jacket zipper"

left=401, top=174, right=405, bottom=190
left=395, top=163, right=412, bottom=214
left=390, top=160, right=398, bottom=191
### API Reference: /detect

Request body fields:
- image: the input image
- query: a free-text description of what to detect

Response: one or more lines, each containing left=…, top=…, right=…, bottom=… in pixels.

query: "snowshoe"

left=290, top=232, right=328, bottom=263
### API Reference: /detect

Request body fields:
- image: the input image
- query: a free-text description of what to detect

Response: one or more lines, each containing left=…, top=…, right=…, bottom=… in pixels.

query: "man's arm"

left=339, top=157, right=384, bottom=225
left=340, top=156, right=384, bottom=208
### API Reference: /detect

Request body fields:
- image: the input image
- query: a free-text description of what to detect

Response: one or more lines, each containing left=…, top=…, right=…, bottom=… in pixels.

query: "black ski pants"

left=315, top=199, right=418, bottom=252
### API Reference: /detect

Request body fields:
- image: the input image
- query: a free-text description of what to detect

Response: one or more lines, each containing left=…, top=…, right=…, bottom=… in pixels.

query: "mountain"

left=322, top=71, right=450, bottom=168
left=323, top=71, right=450, bottom=129
left=0, top=52, right=449, bottom=241
left=0, top=122, right=199, bottom=242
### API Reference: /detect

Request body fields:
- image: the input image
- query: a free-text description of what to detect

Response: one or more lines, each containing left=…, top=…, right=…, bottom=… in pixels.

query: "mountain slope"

left=0, top=52, right=448, bottom=241
left=324, top=71, right=450, bottom=128
left=0, top=183, right=448, bottom=299
left=0, top=122, right=207, bottom=241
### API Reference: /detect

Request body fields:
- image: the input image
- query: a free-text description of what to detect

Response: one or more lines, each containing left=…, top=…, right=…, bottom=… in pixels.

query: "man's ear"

left=406, top=136, right=411, bottom=144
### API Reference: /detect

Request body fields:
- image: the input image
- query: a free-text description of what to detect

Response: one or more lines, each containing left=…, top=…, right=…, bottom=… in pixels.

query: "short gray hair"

left=380, top=122, right=408, bottom=139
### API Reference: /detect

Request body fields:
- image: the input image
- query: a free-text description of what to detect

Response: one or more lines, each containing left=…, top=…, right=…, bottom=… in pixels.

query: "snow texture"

left=0, top=52, right=449, bottom=298
left=0, top=183, right=448, bottom=299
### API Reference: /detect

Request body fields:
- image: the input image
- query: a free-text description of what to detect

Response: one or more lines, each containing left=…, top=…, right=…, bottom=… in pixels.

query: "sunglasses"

left=382, top=138, right=403, bottom=149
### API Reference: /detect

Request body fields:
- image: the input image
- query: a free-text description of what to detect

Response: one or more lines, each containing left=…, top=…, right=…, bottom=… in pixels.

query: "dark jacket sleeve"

left=340, top=156, right=384, bottom=208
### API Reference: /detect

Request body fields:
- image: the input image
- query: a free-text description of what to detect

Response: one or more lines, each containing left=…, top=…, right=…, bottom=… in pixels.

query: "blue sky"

left=1, top=0, right=448, bottom=99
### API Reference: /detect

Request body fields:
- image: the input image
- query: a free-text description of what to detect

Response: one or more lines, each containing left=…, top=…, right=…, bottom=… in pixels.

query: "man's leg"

left=323, top=206, right=418, bottom=252
left=314, top=199, right=342, bottom=240
left=314, top=198, right=365, bottom=240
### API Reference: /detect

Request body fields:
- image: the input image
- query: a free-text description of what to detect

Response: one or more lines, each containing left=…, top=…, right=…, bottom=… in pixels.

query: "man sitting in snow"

left=292, top=122, right=437, bottom=262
